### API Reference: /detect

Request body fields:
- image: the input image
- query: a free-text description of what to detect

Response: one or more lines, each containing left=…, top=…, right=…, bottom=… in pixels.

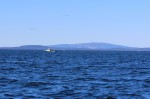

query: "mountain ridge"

left=0, top=42, right=150, bottom=51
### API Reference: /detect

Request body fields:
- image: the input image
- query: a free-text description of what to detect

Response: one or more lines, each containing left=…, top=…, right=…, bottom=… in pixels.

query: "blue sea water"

left=0, top=50, right=150, bottom=99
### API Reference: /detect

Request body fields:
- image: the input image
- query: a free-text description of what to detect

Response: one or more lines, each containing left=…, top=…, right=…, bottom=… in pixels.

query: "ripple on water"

left=0, top=50, right=150, bottom=98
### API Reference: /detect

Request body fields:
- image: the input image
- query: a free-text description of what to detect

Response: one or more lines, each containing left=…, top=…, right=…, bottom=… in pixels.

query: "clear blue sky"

left=0, top=0, right=150, bottom=47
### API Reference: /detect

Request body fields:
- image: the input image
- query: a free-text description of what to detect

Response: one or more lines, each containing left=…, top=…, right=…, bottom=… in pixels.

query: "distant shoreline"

left=0, top=42, right=150, bottom=51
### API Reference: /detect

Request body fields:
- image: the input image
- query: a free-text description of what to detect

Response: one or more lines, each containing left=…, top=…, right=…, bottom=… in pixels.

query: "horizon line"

left=0, top=42, right=149, bottom=48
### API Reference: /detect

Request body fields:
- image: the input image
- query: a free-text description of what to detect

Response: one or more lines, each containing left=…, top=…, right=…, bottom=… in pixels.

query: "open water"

left=0, top=50, right=150, bottom=99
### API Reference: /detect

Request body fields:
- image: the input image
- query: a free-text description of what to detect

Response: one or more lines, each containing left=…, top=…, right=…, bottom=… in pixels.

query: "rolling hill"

left=0, top=42, right=150, bottom=51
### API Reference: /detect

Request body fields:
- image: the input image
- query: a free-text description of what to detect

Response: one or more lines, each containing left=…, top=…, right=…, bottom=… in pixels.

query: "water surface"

left=0, top=50, right=150, bottom=99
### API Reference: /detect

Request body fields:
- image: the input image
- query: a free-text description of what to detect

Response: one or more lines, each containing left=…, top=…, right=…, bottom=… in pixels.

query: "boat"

left=44, top=48, right=56, bottom=52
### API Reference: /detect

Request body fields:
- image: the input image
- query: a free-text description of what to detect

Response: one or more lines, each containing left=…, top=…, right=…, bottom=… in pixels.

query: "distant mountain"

left=0, top=45, right=48, bottom=50
left=18, top=45, right=48, bottom=50
left=0, top=42, right=150, bottom=51
left=49, top=42, right=135, bottom=50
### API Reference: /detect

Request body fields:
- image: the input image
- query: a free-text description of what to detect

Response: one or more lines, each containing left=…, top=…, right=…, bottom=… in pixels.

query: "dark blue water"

left=0, top=50, right=150, bottom=99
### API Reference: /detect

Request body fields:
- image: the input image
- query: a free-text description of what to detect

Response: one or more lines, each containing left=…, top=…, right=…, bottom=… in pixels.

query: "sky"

left=0, top=0, right=150, bottom=47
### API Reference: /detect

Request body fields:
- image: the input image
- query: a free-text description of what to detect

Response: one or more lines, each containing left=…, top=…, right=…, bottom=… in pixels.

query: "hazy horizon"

left=0, top=42, right=146, bottom=48
left=0, top=0, right=150, bottom=47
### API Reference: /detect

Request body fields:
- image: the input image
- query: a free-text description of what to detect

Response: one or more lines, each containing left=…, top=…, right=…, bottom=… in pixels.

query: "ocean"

left=0, top=50, right=150, bottom=99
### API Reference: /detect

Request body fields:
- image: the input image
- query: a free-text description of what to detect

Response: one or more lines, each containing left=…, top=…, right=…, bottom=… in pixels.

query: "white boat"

left=44, top=48, right=55, bottom=52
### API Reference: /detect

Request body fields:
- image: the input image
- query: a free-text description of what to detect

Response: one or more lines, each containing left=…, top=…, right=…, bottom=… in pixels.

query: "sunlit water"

left=0, top=50, right=150, bottom=99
